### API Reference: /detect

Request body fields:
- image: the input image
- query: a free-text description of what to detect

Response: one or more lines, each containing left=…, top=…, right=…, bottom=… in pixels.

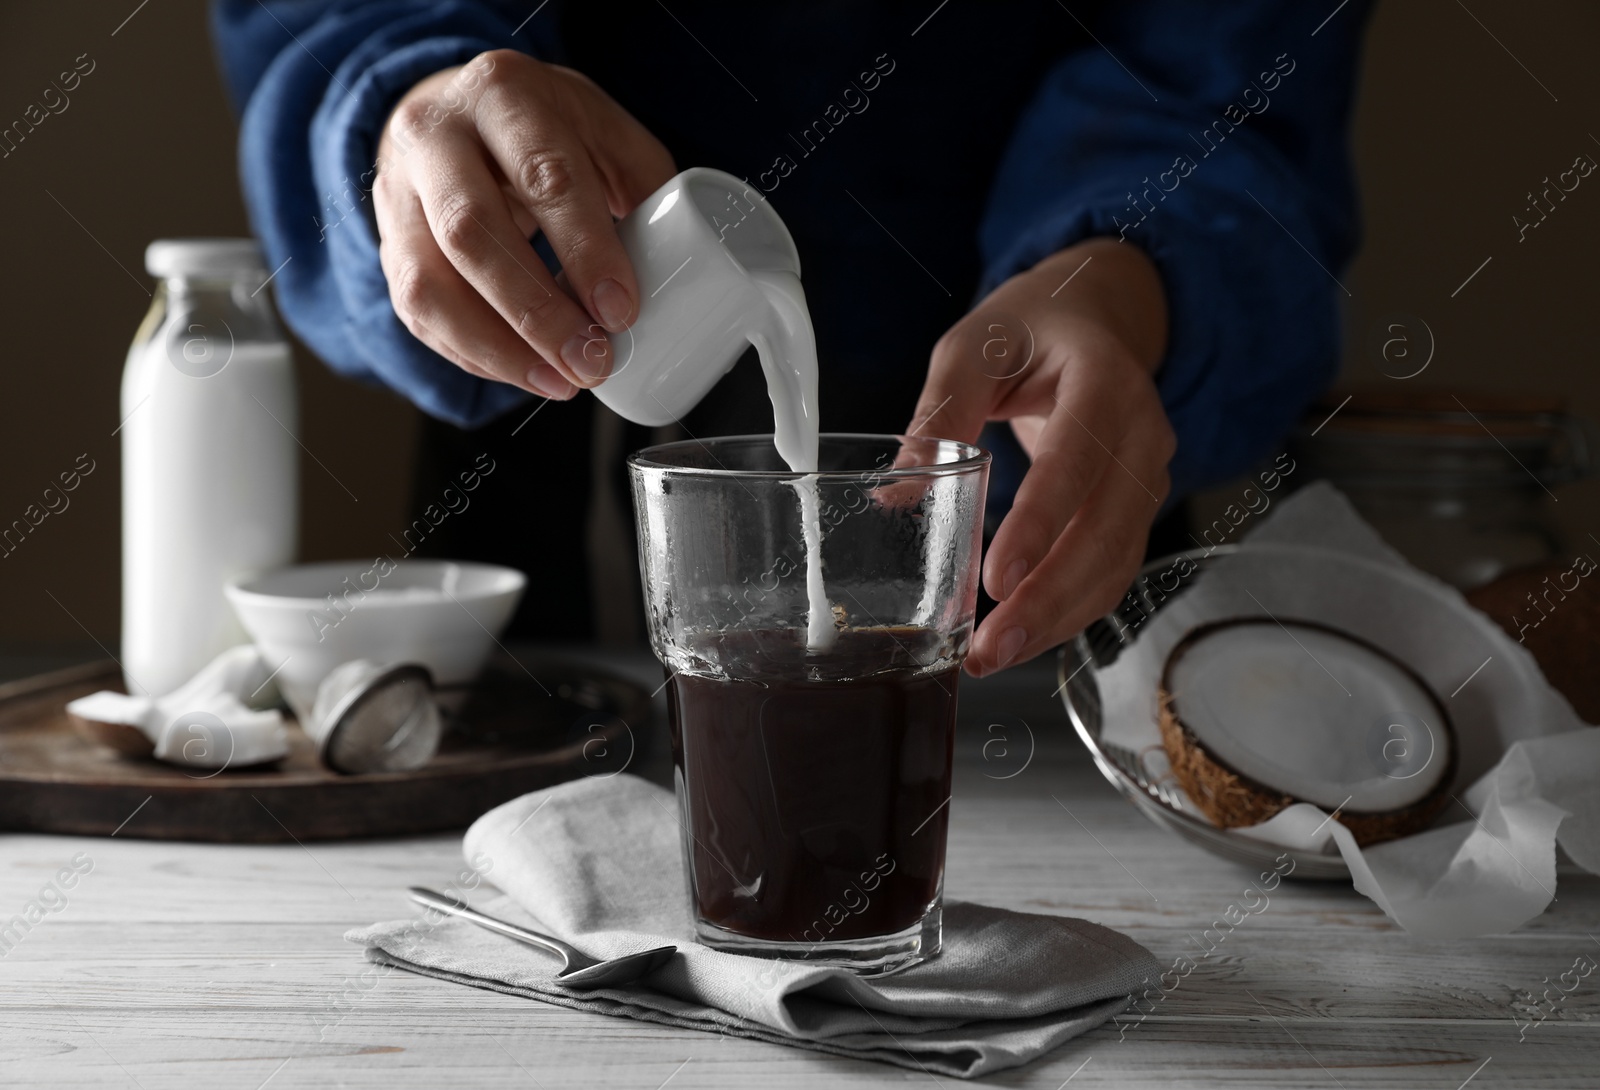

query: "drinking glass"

left=628, top=433, right=989, bottom=974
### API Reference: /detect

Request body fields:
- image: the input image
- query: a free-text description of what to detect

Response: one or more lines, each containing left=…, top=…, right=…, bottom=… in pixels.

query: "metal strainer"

left=308, top=660, right=443, bottom=774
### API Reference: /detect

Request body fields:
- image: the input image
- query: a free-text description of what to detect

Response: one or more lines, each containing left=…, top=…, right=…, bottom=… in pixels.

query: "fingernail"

left=591, top=278, right=633, bottom=332
left=995, top=626, right=1027, bottom=670
left=561, top=330, right=610, bottom=384
left=1000, top=558, right=1029, bottom=600
left=525, top=367, right=576, bottom=400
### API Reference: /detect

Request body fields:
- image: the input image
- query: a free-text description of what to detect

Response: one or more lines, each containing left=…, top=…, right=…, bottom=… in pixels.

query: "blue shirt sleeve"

left=210, top=0, right=562, bottom=429
left=977, top=1, right=1372, bottom=497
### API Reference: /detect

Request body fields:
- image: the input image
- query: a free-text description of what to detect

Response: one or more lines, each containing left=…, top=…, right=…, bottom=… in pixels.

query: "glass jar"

left=1289, top=391, right=1593, bottom=588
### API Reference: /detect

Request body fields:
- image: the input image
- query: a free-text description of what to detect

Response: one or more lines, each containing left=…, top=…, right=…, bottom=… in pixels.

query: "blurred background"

left=2, top=0, right=1596, bottom=674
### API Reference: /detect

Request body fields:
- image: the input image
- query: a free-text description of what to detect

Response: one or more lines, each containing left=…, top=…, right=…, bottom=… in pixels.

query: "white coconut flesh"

left=1164, top=621, right=1450, bottom=813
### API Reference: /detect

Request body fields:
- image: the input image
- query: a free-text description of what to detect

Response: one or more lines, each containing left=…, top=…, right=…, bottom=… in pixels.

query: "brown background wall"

left=0, top=0, right=419, bottom=665
left=0, top=0, right=1595, bottom=660
left=1333, top=0, right=1600, bottom=545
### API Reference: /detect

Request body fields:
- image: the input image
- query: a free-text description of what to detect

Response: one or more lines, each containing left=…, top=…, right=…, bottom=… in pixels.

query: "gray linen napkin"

left=348, top=774, right=1157, bottom=1078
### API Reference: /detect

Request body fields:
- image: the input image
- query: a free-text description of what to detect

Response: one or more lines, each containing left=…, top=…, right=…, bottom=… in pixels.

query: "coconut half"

left=1157, top=618, right=1456, bottom=846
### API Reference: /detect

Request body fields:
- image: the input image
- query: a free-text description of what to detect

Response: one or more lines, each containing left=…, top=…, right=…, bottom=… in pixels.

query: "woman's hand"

left=373, top=50, right=675, bottom=399
left=907, top=238, right=1175, bottom=677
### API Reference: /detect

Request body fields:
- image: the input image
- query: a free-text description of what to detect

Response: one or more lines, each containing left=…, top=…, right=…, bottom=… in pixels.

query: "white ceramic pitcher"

left=592, top=168, right=806, bottom=427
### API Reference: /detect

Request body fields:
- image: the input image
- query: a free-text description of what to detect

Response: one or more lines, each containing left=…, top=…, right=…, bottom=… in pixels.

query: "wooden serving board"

left=0, top=653, right=651, bottom=842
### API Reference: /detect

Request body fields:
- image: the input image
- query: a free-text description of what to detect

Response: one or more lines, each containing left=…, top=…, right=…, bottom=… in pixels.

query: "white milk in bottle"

left=121, top=240, right=297, bottom=697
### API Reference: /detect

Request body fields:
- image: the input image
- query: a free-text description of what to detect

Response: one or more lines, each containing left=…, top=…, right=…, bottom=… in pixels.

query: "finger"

left=407, top=121, right=611, bottom=386
left=873, top=311, right=1033, bottom=509
left=979, top=355, right=1135, bottom=603
left=475, top=80, right=641, bottom=336
left=1009, top=415, right=1046, bottom=453
left=376, top=181, right=578, bottom=400
left=497, top=175, right=541, bottom=238
left=375, top=172, right=497, bottom=385
left=904, top=310, right=1038, bottom=445
left=576, top=79, right=678, bottom=216
left=967, top=412, right=1173, bottom=677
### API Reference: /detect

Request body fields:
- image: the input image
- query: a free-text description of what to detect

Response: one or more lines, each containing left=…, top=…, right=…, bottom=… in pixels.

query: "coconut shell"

left=69, top=714, right=156, bottom=758
left=1157, top=619, right=1458, bottom=848
left=1466, top=558, right=1600, bottom=724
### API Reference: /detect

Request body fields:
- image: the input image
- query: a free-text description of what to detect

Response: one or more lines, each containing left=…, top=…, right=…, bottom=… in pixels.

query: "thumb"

left=906, top=308, right=1037, bottom=444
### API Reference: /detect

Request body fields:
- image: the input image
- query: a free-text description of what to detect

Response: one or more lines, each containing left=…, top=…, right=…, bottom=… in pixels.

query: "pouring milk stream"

left=593, top=169, right=835, bottom=650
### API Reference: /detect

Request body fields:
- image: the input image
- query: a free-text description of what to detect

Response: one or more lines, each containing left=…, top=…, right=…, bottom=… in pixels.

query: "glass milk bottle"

left=121, top=239, right=297, bottom=697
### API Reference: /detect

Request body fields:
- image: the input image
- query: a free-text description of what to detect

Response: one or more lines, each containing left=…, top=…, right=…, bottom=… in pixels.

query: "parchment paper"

left=1097, top=482, right=1598, bottom=938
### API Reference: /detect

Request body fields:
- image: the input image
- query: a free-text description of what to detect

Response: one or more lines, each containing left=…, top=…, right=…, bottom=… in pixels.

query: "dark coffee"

left=666, top=627, right=958, bottom=944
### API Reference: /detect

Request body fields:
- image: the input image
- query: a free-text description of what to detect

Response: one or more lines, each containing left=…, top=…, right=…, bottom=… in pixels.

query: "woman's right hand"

left=373, top=50, right=676, bottom=400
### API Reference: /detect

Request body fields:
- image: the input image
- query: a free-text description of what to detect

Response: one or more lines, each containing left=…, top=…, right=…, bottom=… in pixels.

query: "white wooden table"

left=2, top=650, right=1595, bottom=1087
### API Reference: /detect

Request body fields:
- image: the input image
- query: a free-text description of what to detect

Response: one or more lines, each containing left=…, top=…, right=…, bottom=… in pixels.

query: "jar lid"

left=145, top=238, right=266, bottom=279
left=1292, top=390, right=1594, bottom=490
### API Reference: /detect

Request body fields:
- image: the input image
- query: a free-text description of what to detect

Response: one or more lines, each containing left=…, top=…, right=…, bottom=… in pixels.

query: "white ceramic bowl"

left=225, top=560, right=526, bottom=719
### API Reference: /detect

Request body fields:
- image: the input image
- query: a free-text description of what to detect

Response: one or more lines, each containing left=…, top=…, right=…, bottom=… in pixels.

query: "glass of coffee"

left=628, top=434, right=988, bottom=974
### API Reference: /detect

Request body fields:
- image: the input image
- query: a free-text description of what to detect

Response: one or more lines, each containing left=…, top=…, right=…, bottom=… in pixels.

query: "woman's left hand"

left=906, top=238, right=1175, bottom=677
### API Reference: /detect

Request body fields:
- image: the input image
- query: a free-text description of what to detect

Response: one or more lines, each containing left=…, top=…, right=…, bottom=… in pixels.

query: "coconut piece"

left=67, top=690, right=157, bottom=757
left=64, top=647, right=288, bottom=770
left=1157, top=618, right=1456, bottom=847
left=1466, top=558, right=1600, bottom=723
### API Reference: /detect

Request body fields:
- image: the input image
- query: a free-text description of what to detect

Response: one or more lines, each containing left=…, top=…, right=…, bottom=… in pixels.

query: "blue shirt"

left=212, top=0, right=1369, bottom=500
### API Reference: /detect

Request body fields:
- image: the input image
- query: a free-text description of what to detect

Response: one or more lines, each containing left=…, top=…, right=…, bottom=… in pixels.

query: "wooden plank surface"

left=1, top=651, right=1595, bottom=1088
